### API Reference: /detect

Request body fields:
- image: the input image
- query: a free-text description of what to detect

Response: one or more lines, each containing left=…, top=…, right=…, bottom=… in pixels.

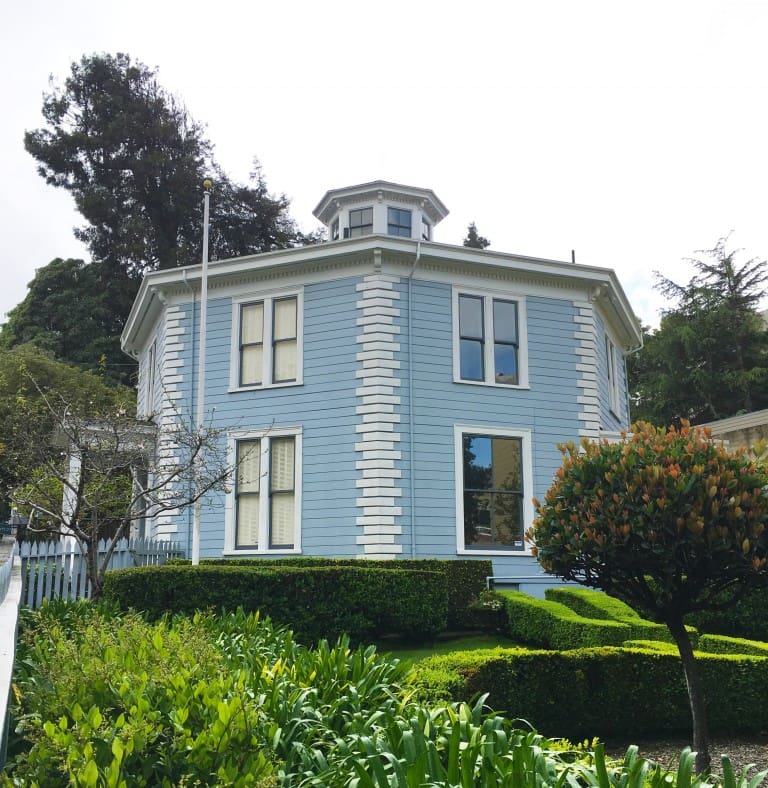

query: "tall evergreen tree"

left=463, top=222, right=490, bottom=249
left=12, top=52, right=315, bottom=386
left=628, top=239, right=768, bottom=425
left=24, top=52, right=306, bottom=277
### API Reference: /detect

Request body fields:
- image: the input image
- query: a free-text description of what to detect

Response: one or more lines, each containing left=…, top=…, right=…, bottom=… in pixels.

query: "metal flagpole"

left=191, top=178, right=212, bottom=565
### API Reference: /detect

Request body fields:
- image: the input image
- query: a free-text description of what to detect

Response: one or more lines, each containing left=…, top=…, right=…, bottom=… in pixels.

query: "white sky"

left=2, top=0, right=768, bottom=329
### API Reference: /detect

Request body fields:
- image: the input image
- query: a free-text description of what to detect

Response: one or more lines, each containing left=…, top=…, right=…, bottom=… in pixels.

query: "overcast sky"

left=2, top=0, right=767, bottom=329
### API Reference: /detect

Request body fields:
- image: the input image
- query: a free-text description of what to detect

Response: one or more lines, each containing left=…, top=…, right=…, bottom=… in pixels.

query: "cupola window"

left=387, top=207, right=412, bottom=237
left=348, top=207, right=373, bottom=237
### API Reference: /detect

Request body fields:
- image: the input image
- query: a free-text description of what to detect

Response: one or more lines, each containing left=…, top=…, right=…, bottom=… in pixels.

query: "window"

left=331, top=218, right=339, bottom=241
left=228, top=428, right=302, bottom=553
left=454, top=426, right=534, bottom=554
left=144, top=340, right=156, bottom=416
left=387, top=207, right=412, bottom=237
left=421, top=216, right=431, bottom=241
left=232, top=291, right=302, bottom=390
left=453, top=289, right=527, bottom=387
left=605, top=336, right=620, bottom=415
left=348, top=207, right=373, bottom=237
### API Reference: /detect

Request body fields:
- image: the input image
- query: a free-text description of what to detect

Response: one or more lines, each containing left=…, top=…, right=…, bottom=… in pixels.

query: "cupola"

left=313, top=180, right=449, bottom=242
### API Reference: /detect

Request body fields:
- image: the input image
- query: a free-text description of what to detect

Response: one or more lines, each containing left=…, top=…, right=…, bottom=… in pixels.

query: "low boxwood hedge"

left=414, top=646, right=768, bottom=740
left=686, top=587, right=768, bottom=642
left=544, top=587, right=699, bottom=645
left=498, top=590, right=631, bottom=649
left=103, top=564, right=447, bottom=644
left=698, top=633, right=768, bottom=657
left=175, top=557, right=491, bottom=630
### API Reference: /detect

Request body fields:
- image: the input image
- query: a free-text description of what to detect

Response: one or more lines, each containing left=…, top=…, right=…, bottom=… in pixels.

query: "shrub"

left=414, top=645, right=768, bottom=740
left=545, top=587, right=695, bottom=645
left=686, top=587, right=768, bottom=642
left=102, top=564, right=447, bottom=643
left=499, top=590, right=631, bottom=648
left=190, top=556, right=491, bottom=630
left=698, top=633, right=768, bottom=657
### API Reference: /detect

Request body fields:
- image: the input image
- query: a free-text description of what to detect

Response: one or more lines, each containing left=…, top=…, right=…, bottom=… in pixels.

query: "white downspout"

left=407, top=241, right=421, bottom=558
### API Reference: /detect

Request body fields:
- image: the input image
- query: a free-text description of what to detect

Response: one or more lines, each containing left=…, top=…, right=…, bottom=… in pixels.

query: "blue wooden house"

left=121, top=181, right=642, bottom=593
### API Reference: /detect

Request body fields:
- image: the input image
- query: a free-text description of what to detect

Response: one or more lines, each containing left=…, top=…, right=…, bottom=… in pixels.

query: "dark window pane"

left=460, top=339, right=484, bottom=380
left=459, top=295, right=483, bottom=338
left=493, top=300, right=518, bottom=343
left=494, top=344, right=518, bottom=384
left=493, top=493, right=524, bottom=548
left=463, top=436, right=492, bottom=489
left=464, top=491, right=492, bottom=547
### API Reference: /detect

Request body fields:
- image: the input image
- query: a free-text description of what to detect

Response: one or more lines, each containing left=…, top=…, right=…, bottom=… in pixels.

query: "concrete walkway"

left=0, top=538, right=15, bottom=565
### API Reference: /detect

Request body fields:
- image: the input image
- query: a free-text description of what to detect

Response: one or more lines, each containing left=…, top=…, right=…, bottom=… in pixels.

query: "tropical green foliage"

left=628, top=238, right=768, bottom=425
left=8, top=602, right=762, bottom=787
left=529, top=421, right=768, bottom=773
left=102, top=564, right=448, bottom=643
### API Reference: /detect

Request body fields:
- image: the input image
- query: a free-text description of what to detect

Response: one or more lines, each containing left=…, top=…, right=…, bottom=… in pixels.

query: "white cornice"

left=121, top=236, right=642, bottom=355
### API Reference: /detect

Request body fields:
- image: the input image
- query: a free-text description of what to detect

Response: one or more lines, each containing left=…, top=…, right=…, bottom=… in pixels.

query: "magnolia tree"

left=528, top=422, right=768, bottom=774
left=12, top=384, right=232, bottom=600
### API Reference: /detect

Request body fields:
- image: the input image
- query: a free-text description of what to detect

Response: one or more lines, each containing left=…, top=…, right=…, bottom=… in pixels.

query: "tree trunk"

left=666, top=615, right=710, bottom=774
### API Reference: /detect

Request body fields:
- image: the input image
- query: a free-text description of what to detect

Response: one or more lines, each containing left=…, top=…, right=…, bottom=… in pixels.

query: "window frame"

left=605, top=335, right=621, bottom=417
left=454, top=424, right=535, bottom=556
left=348, top=207, right=373, bottom=237
left=229, top=288, right=303, bottom=393
left=144, top=339, right=157, bottom=417
left=387, top=206, right=412, bottom=237
left=452, top=287, right=529, bottom=388
left=421, top=216, right=431, bottom=241
left=331, top=217, right=339, bottom=241
left=224, top=426, right=303, bottom=555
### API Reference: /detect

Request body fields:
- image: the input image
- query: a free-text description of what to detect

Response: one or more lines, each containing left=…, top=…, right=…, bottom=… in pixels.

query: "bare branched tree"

left=11, top=376, right=232, bottom=599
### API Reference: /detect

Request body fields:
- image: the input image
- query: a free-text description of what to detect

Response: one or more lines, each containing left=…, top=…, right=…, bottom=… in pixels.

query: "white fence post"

left=0, top=547, right=22, bottom=769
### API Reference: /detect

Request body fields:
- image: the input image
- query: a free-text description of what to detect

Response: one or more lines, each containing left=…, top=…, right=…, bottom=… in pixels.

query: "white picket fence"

left=18, top=537, right=184, bottom=609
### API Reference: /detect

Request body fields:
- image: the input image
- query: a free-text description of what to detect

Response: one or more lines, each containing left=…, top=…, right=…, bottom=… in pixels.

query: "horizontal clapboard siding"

left=397, top=279, right=584, bottom=577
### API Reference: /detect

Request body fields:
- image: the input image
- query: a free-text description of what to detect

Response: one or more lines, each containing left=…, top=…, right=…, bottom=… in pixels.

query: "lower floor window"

left=232, top=429, right=301, bottom=551
left=455, top=427, right=532, bottom=552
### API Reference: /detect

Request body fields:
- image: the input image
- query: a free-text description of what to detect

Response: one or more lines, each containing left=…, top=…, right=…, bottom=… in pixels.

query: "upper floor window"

left=421, top=216, right=431, bottom=241
left=387, top=207, right=412, bottom=237
left=227, top=428, right=302, bottom=553
left=605, top=336, right=620, bottom=416
left=454, top=425, right=534, bottom=555
left=231, top=290, right=303, bottom=391
left=348, top=207, right=373, bottom=237
left=453, top=288, right=528, bottom=387
left=331, top=218, right=339, bottom=241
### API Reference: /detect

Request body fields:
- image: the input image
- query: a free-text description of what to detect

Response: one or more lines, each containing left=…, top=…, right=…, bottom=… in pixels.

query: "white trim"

left=451, top=286, right=530, bottom=389
left=224, top=426, right=303, bottom=555
left=228, top=287, right=304, bottom=393
left=453, top=424, right=535, bottom=557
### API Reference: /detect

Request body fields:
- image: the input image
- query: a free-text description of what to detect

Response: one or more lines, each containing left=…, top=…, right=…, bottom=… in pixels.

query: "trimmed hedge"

left=698, top=633, right=768, bottom=657
left=686, top=587, right=768, bottom=642
left=414, top=646, right=768, bottom=740
left=498, top=590, right=631, bottom=649
left=103, top=564, right=447, bottom=644
left=184, top=557, right=491, bottom=630
left=544, top=587, right=679, bottom=644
